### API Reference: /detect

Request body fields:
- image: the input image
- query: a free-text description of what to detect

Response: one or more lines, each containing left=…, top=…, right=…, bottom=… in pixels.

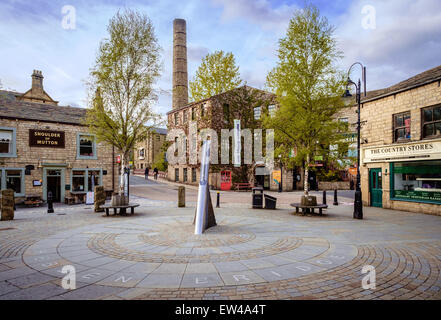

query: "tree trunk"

left=304, top=154, right=310, bottom=196
left=119, top=153, right=128, bottom=196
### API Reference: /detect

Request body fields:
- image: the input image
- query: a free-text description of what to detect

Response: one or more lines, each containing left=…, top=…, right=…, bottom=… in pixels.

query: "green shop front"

left=362, top=139, right=441, bottom=214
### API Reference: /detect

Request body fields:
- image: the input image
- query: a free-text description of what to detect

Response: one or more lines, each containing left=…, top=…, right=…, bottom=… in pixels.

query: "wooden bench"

left=290, top=203, right=328, bottom=215
left=235, top=183, right=253, bottom=191
left=101, top=203, right=140, bottom=216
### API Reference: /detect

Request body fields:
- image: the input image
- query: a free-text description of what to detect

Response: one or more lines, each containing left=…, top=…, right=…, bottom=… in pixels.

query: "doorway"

left=43, top=167, right=65, bottom=202
left=369, top=168, right=383, bottom=207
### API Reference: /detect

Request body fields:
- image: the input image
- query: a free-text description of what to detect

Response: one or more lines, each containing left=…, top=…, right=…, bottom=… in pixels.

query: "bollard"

left=322, top=190, right=327, bottom=205
left=1, top=189, right=15, bottom=221
left=178, top=186, right=185, bottom=207
left=333, top=189, right=338, bottom=206
left=216, top=192, right=220, bottom=208
left=47, top=191, right=54, bottom=213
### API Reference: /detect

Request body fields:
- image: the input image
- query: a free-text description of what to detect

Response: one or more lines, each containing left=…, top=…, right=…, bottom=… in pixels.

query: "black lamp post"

left=343, top=62, right=366, bottom=220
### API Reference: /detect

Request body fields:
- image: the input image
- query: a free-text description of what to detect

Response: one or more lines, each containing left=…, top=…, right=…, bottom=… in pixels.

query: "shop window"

left=71, top=169, right=102, bottom=192
left=393, top=112, right=411, bottom=142
left=422, top=105, right=441, bottom=138
left=254, top=106, right=261, bottom=120
left=391, top=160, right=441, bottom=204
left=192, top=168, right=197, bottom=182
left=77, top=133, right=96, bottom=159
left=183, top=168, right=188, bottom=182
left=0, top=127, right=17, bottom=157
left=0, top=168, right=25, bottom=196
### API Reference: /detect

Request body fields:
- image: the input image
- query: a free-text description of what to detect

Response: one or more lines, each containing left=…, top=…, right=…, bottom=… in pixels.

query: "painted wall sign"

left=272, top=170, right=281, bottom=184
left=363, top=140, right=441, bottom=163
left=29, top=129, right=65, bottom=148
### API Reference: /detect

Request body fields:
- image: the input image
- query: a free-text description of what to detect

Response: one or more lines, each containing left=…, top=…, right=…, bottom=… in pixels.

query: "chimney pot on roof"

left=31, top=70, right=44, bottom=91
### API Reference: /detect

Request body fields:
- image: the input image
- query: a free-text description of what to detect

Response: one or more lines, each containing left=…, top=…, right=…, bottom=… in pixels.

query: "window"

left=156, top=135, right=160, bottom=141
left=192, top=168, right=197, bottom=182
left=268, top=105, right=276, bottom=117
left=72, top=170, right=85, bottom=192
left=139, top=148, right=145, bottom=159
left=183, top=110, right=188, bottom=123
left=0, top=127, right=17, bottom=157
left=77, top=133, right=96, bottom=159
left=422, top=105, right=441, bottom=138
left=174, top=113, right=178, bottom=125
left=0, top=168, right=25, bottom=196
left=254, top=106, right=261, bottom=120
left=175, top=168, right=179, bottom=182
left=393, top=112, right=411, bottom=142
left=391, top=160, right=441, bottom=204
left=223, top=104, right=230, bottom=123
left=201, top=103, right=206, bottom=117
left=339, top=117, right=349, bottom=123
left=183, top=168, right=188, bottom=182
left=191, top=107, right=196, bottom=120
left=71, top=169, right=102, bottom=192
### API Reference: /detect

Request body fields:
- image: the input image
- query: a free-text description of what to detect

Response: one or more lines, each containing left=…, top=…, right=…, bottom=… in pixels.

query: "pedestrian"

left=154, top=167, right=158, bottom=180
left=145, top=167, right=149, bottom=180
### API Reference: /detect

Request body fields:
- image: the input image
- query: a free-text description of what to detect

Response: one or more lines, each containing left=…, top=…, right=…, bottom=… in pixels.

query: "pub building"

left=360, top=65, right=441, bottom=215
left=0, top=70, right=117, bottom=204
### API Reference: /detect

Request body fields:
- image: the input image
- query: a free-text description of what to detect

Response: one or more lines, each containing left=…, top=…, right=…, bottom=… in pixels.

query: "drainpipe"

left=112, top=146, right=115, bottom=191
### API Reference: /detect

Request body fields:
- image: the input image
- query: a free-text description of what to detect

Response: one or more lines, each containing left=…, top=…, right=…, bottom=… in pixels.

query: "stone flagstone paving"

left=0, top=197, right=440, bottom=300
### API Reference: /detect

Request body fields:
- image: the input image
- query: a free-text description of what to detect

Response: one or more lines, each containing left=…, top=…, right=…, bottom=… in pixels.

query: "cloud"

left=211, top=0, right=296, bottom=33
left=336, top=0, right=441, bottom=90
left=187, top=45, right=209, bottom=62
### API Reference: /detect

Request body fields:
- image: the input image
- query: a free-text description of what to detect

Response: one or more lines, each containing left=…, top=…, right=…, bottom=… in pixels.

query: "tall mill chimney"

left=172, top=18, right=188, bottom=109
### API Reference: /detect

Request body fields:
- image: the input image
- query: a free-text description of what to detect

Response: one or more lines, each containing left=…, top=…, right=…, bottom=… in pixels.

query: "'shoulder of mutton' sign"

left=29, top=129, right=65, bottom=148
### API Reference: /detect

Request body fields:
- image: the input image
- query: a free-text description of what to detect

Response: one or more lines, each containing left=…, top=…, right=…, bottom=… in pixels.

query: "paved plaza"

left=0, top=180, right=440, bottom=300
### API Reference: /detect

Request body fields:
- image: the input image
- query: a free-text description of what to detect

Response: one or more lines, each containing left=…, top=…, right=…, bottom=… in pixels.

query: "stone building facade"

left=134, top=127, right=167, bottom=170
left=359, top=65, right=441, bottom=215
left=0, top=70, right=117, bottom=203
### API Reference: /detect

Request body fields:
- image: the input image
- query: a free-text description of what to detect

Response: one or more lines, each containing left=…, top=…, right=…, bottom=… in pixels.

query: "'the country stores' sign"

left=29, top=129, right=65, bottom=148
left=363, top=140, right=441, bottom=163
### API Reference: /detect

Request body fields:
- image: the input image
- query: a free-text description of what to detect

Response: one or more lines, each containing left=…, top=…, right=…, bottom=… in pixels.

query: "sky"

left=1, top=0, right=441, bottom=124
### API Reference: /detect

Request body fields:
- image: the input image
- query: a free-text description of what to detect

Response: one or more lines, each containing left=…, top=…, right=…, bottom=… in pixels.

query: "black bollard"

left=333, top=189, right=338, bottom=206
left=216, top=192, right=220, bottom=208
left=322, top=190, right=327, bottom=205
left=47, top=191, right=54, bottom=213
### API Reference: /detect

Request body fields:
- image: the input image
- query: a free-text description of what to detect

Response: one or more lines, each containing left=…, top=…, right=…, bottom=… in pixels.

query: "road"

left=129, top=174, right=355, bottom=208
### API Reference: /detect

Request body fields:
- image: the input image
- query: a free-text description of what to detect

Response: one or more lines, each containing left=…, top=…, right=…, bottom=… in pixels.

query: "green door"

left=369, top=168, right=383, bottom=207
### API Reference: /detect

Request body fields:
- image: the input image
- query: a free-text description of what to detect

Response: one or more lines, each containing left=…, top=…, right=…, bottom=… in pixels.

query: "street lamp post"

left=343, top=62, right=366, bottom=220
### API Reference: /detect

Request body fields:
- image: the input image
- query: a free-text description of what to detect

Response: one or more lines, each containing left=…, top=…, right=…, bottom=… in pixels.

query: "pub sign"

left=29, top=129, right=65, bottom=148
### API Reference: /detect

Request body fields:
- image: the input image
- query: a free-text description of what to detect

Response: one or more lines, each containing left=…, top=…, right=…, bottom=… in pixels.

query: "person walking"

left=145, top=167, right=149, bottom=180
left=153, top=167, right=158, bottom=180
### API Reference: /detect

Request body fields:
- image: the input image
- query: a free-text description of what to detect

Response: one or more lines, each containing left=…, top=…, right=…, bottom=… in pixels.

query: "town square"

left=0, top=0, right=440, bottom=309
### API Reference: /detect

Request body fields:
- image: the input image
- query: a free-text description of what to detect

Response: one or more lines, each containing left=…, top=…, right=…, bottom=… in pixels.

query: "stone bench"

left=101, top=203, right=140, bottom=216
left=290, top=203, right=328, bottom=215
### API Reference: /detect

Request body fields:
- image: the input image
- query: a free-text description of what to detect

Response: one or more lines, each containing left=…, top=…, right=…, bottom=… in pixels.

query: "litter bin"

left=264, top=194, right=277, bottom=209
left=252, top=187, right=263, bottom=209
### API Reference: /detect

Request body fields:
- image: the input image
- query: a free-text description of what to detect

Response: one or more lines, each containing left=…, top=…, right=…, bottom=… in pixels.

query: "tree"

left=189, top=50, right=242, bottom=102
left=86, top=9, right=161, bottom=196
left=264, top=4, right=347, bottom=196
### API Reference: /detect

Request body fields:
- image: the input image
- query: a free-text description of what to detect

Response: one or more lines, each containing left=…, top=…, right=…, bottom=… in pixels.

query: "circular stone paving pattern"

left=23, top=215, right=360, bottom=289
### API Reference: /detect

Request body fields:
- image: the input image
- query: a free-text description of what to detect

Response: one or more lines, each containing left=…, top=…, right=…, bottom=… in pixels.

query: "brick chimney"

left=172, top=18, right=188, bottom=109
left=31, top=70, right=44, bottom=93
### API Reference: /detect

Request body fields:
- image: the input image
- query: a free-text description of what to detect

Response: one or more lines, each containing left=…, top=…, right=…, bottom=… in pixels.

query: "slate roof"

left=0, top=90, right=87, bottom=125
left=361, top=65, right=441, bottom=103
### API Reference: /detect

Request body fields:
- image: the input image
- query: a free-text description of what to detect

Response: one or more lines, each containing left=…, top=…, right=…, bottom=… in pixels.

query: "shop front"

left=362, top=139, right=441, bottom=214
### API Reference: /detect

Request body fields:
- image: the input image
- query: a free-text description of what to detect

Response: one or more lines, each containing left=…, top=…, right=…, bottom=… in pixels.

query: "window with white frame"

left=0, top=127, right=16, bottom=157
left=77, top=134, right=96, bottom=159
left=71, top=169, right=102, bottom=192
left=254, top=106, right=261, bottom=120
left=268, top=105, right=276, bottom=117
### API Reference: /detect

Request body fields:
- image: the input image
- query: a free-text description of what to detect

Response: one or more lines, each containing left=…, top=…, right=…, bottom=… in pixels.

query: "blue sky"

left=1, top=0, right=441, bottom=121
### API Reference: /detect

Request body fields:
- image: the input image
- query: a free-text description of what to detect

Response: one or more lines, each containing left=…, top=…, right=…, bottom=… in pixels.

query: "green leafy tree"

left=264, top=4, right=347, bottom=196
left=85, top=9, right=161, bottom=196
left=189, top=50, right=242, bottom=102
